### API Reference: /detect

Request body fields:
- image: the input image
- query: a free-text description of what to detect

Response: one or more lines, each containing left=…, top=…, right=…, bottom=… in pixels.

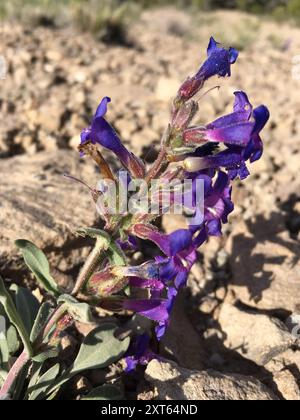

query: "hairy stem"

left=71, top=241, right=106, bottom=296
left=34, top=304, right=68, bottom=350
left=145, top=147, right=167, bottom=184
left=0, top=350, right=29, bottom=398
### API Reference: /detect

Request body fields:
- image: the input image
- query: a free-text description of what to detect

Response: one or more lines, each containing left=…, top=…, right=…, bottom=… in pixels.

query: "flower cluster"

left=79, top=37, right=269, bottom=371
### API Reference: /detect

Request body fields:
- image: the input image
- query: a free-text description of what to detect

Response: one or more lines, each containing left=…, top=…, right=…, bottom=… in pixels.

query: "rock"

left=226, top=217, right=300, bottom=313
left=218, top=303, right=294, bottom=366
left=0, top=150, right=97, bottom=279
left=272, top=370, right=300, bottom=400
left=264, top=349, right=300, bottom=400
left=145, top=360, right=278, bottom=400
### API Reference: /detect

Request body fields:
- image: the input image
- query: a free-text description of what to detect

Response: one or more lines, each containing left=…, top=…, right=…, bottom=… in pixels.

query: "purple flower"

left=80, top=97, right=145, bottom=178
left=179, top=37, right=239, bottom=100
left=188, top=171, right=234, bottom=236
left=184, top=92, right=270, bottom=179
left=127, top=225, right=199, bottom=339
left=132, top=225, right=193, bottom=257
left=123, top=298, right=169, bottom=323
left=155, top=287, right=178, bottom=340
left=125, top=334, right=156, bottom=373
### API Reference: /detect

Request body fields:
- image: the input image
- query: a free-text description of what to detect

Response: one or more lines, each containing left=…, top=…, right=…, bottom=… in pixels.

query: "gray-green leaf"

left=70, top=323, right=130, bottom=375
left=28, top=363, right=60, bottom=400
left=0, top=277, right=33, bottom=356
left=32, top=348, right=59, bottom=364
left=10, top=285, right=40, bottom=334
left=46, top=323, right=130, bottom=395
left=81, top=384, right=123, bottom=401
left=76, top=228, right=111, bottom=243
left=58, top=295, right=94, bottom=324
left=30, top=302, right=54, bottom=343
left=15, top=240, right=60, bottom=296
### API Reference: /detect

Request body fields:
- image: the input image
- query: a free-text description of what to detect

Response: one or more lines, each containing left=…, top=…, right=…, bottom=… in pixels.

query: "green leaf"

left=76, top=228, right=110, bottom=244
left=0, top=305, right=9, bottom=366
left=81, top=384, right=123, bottom=401
left=108, top=242, right=126, bottom=266
left=10, top=285, right=40, bottom=334
left=0, top=277, right=33, bottom=356
left=28, top=363, right=60, bottom=400
left=32, top=348, right=59, bottom=364
left=26, top=363, right=43, bottom=400
left=58, top=295, right=94, bottom=324
left=13, top=361, right=30, bottom=400
left=46, top=323, right=130, bottom=395
left=0, top=310, right=20, bottom=368
left=6, top=325, right=21, bottom=355
left=76, top=228, right=126, bottom=266
left=30, top=302, right=54, bottom=343
left=15, top=240, right=60, bottom=296
left=70, top=323, right=130, bottom=375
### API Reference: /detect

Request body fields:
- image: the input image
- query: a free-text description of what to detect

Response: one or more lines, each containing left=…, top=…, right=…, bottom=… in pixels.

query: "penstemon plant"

left=0, top=37, right=269, bottom=400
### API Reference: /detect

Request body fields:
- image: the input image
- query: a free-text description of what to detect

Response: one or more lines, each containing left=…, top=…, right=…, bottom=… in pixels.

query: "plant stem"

left=145, top=147, right=167, bottom=184
left=71, top=241, right=105, bottom=296
left=34, top=304, right=68, bottom=350
left=0, top=350, right=29, bottom=398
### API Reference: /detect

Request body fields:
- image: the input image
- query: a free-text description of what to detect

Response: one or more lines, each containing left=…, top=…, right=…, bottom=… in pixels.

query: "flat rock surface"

left=145, top=360, right=278, bottom=400
left=218, top=303, right=295, bottom=366
left=226, top=218, right=300, bottom=314
left=0, top=150, right=98, bottom=278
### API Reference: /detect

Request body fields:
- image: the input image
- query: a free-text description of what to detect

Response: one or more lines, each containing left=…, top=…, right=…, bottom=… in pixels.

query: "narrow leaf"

left=0, top=277, right=33, bottom=356
left=28, top=363, right=60, bottom=400
left=32, top=348, right=59, bottom=364
left=15, top=240, right=59, bottom=296
left=108, top=242, right=126, bottom=266
left=76, top=228, right=110, bottom=244
left=30, top=302, right=54, bottom=343
left=6, top=325, right=21, bottom=356
left=10, top=285, right=40, bottom=334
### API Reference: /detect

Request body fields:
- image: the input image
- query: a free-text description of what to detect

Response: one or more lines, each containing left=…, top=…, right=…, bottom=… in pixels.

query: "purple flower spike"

left=80, top=97, right=145, bottom=178
left=179, top=37, right=239, bottom=100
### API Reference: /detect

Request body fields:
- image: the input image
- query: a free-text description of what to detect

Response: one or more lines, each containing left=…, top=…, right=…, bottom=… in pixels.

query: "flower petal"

left=123, top=299, right=169, bottom=322
left=205, top=122, right=254, bottom=146
left=93, top=96, right=111, bottom=120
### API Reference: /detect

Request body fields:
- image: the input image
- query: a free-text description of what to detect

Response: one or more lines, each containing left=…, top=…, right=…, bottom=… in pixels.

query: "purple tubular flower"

left=188, top=171, right=234, bottom=237
left=184, top=92, right=270, bottom=179
left=132, top=224, right=193, bottom=257
left=184, top=91, right=254, bottom=147
left=155, top=287, right=178, bottom=340
left=125, top=334, right=155, bottom=373
left=179, top=37, right=239, bottom=100
left=80, top=97, right=145, bottom=178
left=200, top=37, right=239, bottom=79
left=123, top=299, right=169, bottom=323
